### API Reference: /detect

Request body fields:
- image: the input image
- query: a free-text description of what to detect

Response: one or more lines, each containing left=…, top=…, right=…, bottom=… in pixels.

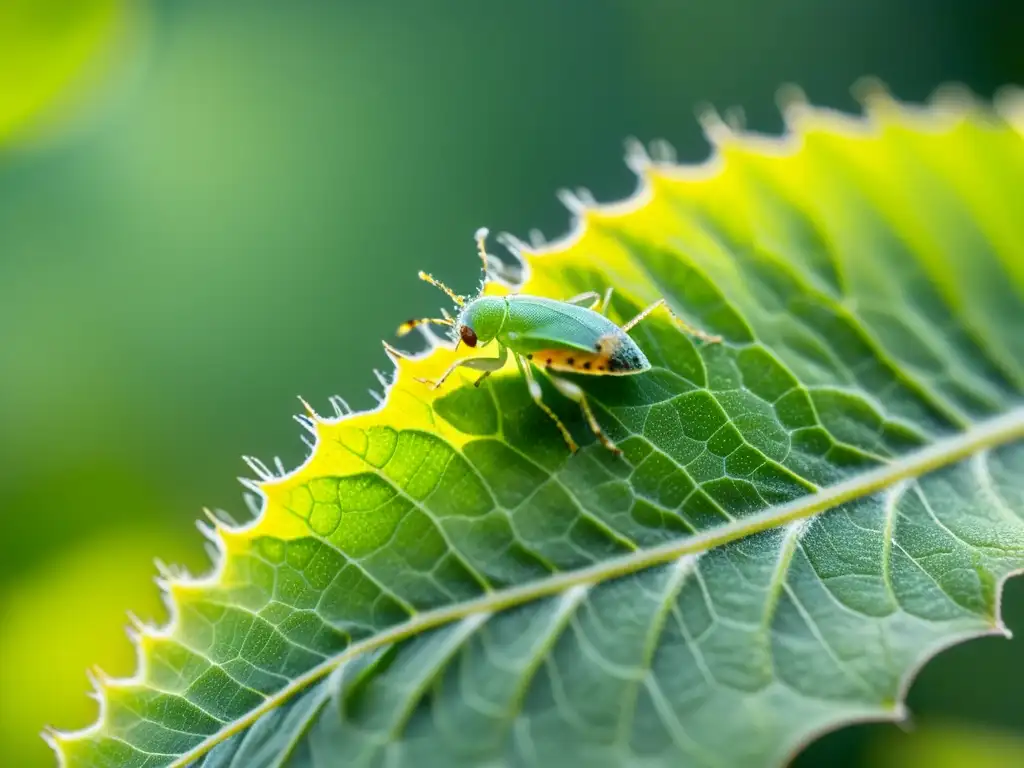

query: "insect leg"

left=517, top=355, right=579, bottom=454
left=396, top=316, right=454, bottom=336
left=470, top=343, right=509, bottom=388
left=563, top=291, right=602, bottom=309
left=621, top=298, right=721, bottom=343
left=418, top=345, right=508, bottom=390
left=547, top=375, right=622, bottom=455
left=599, top=287, right=614, bottom=317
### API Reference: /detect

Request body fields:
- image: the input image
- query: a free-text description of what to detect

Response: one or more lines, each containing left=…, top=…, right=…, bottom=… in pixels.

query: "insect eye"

left=460, top=325, right=478, bottom=347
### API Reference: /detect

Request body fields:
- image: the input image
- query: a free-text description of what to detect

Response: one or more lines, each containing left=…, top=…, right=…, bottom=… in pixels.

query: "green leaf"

left=867, top=719, right=1024, bottom=768
left=0, top=0, right=131, bottom=145
left=50, top=85, right=1024, bottom=767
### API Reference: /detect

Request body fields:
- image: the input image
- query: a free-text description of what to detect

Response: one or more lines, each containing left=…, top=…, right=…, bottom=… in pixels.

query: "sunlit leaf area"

left=2, top=1, right=1022, bottom=767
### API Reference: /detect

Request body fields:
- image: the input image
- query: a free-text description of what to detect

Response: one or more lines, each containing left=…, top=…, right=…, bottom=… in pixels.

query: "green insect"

left=398, top=229, right=720, bottom=455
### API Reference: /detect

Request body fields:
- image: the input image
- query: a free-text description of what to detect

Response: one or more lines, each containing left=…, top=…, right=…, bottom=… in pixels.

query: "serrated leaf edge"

left=50, top=407, right=1024, bottom=766
left=47, top=82, right=1024, bottom=768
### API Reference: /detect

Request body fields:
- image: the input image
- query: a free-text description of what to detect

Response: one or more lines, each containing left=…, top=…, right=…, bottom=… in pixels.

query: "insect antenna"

left=417, top=271, right=465, bottom=307
left=475, top=226, right=499, bottom=284
left=396, top=316, right=455, bottom=337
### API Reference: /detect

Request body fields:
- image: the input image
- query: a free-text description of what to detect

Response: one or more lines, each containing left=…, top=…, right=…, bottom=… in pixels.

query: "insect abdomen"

left=604, top=333, right=648, bottom=372
left=530, top=331, right=649, bottom=375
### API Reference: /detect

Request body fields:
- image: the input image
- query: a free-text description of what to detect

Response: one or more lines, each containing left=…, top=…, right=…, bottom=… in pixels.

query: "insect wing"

left=504, top=297, right=619, bottom=353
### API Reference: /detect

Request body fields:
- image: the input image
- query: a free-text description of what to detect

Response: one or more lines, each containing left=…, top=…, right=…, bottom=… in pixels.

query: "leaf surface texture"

left=53, top=90, right=1024, bottom=768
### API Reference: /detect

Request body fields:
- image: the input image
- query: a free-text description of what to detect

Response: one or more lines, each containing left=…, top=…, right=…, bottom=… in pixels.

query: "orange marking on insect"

left=532, top=348, right=616, bottom=375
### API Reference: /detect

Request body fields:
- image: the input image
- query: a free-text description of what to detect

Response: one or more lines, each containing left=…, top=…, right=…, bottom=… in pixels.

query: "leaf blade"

left=52, top=89, right=1024, bottom=768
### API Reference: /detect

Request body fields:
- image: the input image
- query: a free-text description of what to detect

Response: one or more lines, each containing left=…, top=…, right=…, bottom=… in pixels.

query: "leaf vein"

left=166, top=406, right=1024, bottom=766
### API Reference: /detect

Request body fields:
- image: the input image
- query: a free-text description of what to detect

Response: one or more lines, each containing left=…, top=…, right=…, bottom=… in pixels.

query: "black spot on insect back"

left=609, top=344, right=644, bottom=372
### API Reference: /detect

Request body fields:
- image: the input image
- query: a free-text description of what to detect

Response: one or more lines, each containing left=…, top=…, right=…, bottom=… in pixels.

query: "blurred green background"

left=1, top=1, right=1022, bottom=765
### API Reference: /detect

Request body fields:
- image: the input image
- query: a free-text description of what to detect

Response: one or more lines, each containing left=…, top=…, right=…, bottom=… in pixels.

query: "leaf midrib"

left=173, top=405, right=1024, bottom=767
